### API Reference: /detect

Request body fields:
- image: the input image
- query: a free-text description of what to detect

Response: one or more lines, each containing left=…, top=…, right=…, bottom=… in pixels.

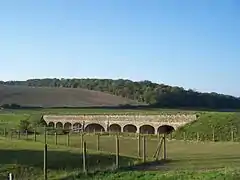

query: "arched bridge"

left=43, top=114, right=197, bottom=134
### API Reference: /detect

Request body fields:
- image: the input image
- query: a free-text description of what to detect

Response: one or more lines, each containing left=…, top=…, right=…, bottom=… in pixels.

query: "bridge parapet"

left=43, top=114, right=196, bottom=123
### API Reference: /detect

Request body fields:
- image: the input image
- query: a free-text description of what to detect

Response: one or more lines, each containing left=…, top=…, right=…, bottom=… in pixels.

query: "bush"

left=18, top=119, right=31, bottom=132
left=17, top=114, right=46, bottom=133
left=29, top=114, right=46, bottom=128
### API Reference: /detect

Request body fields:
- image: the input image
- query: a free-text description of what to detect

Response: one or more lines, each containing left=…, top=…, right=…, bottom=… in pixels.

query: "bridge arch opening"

left=64, top=122, right=72, bottom=130
left=139, top=125, right=155, bottom=134
left=48, top=122, right=55, bottom=128
left=123, top=124, right=137, bottom=133
left=157, top=125, right=175, bottom=134
left=56, top=122, right=63, bottom=129
left=85, top=123, right=105, bottom=133
left=108, top=124, right=121, bottom=133
left=73, top=123, right=81, bottom=131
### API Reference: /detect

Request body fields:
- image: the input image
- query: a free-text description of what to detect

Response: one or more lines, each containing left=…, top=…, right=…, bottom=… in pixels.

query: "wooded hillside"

left=1, top=78, right=239, bottom=109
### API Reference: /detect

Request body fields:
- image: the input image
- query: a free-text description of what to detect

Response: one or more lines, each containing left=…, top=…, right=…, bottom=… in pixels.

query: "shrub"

left=29, top=114, right=46, bottom=128
left=18, top=119, right=31, bottom=132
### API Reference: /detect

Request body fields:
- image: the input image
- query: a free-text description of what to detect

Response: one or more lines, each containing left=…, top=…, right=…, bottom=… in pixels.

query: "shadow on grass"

left=58, top=155, right=240, bottom=179
left=0, top=149, right=136, bottom=179
left=119, top=159, right=173, bottom=171
left=58, top=160, right=173, bottom=180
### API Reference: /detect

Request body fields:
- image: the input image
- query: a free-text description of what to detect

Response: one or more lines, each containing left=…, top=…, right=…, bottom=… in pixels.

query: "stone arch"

left=56, top=122, right=63, bottom=129
left=73, top=123, right=82, bottom=131
left=157, top=125, right=175, bottom=134
left=85, top=123, right=105, bottom=133
left=108, top=124, right=121, bottom=132
left=123, top=124, right=137, bottom=133
left=48, top=122, right=55, bottom=128
left=139, top=125, right=155, bottom=134
left=64, top=122, right=72, bottom=130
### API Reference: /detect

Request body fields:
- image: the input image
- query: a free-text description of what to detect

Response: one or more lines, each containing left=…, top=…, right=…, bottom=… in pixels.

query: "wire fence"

left=1, top=127, right=170, bottom=180
left=2, top=126, right=240, bottom=179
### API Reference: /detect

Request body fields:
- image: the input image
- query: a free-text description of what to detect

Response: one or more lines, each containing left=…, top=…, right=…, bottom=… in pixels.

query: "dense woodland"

left=1, top=78, right=240, bottom=109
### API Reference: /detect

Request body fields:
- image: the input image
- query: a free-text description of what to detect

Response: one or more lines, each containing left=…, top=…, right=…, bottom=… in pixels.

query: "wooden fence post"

left=25, top=130, right=28, bottom=140
left=96, top=134, right=99, bottom=151
left=8, top=173, right=13, bottom=180
left=67, top=133, right=70, bottom=146
left=142, top=136, right=146, bottom=163
left=183, top=132, right=186, bottom=141
left=82, top=141, right=87, bottom=174
left=212, top=128, right=215, bottom=142
left=231, top=128, right=234, bottom=142
left=34, top=129, right=37, bottom=142
left=10, top=131, right=12, bottom=140
left=18, top=130, right=20, bottom=140
left=196, top=132, right=199, bottom=142
left=162, top=133, right=166, bottom=160
left=81, top=133, right=84, bottom=148
left=115, top=135, right=119, bottom=168
left=138, top=134, right=141, bottom=157
left=44, top=127, right=47, bottom=144
left=4, top=128, right=6, bottom=137
left=43, top=144, right=47, bottom=180
left=55, top=132, right=57, bottom=145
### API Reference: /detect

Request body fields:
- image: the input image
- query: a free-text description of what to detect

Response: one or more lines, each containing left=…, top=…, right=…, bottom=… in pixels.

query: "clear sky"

left=0, top=0, right=239, bottom=96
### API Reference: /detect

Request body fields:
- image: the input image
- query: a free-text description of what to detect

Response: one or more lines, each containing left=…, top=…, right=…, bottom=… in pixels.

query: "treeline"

left=1, top=78, right=240, bottom=109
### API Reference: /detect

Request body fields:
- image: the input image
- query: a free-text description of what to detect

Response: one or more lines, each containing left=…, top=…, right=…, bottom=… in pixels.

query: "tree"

left=19, top=119, right=31, bottom=132
left=2, top=78, right=240, bottom=110
left=29, top=114, right=46, bottom=128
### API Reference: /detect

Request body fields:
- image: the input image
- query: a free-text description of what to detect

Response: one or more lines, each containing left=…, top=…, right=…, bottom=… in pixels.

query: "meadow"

left=2, top=131, right=240, bottom=179
left=1, top=108, right=240, bottom=179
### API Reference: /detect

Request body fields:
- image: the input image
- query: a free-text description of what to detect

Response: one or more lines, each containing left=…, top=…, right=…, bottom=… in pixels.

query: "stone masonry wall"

left=43, top=114, right=197, bottom=130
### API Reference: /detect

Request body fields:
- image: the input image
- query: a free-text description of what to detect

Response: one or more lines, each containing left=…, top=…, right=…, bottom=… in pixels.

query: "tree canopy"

left=1, top=78, right=240, bottom=109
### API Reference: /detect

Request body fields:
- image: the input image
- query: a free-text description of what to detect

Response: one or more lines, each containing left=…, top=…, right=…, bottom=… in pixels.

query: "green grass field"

left=24, top=133, right=240, bottom=170
left=1, top=109, right=240, bottom=179
left=68, top=170, right=240, bottom=180
left=0, top=137, right=136, bottom=180
left=1, top=134, right=240, bottom=179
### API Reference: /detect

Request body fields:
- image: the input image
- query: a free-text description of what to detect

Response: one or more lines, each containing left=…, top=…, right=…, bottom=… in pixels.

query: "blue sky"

left=0, top=0, right=239, bottom=96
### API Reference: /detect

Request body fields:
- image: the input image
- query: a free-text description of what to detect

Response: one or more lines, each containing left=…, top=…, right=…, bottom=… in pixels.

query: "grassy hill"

left=172, top=112, right=240, bottom=141
left=2, top=78, right=240, bottom=109
left=0, top=85, right=139, bottom=107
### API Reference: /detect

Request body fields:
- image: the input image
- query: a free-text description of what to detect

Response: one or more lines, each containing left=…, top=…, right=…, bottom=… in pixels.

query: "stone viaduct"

left=43, top=114, right=197, bottom=134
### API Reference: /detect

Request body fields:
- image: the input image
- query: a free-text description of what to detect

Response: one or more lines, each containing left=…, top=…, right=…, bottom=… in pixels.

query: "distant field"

left=0, top=85, right=139, bottom=107
left=0, top=114, right=29, bottom=131
left=0, top=108, right=196, bottom=132
left=0, top=107, right=196, bottom=115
